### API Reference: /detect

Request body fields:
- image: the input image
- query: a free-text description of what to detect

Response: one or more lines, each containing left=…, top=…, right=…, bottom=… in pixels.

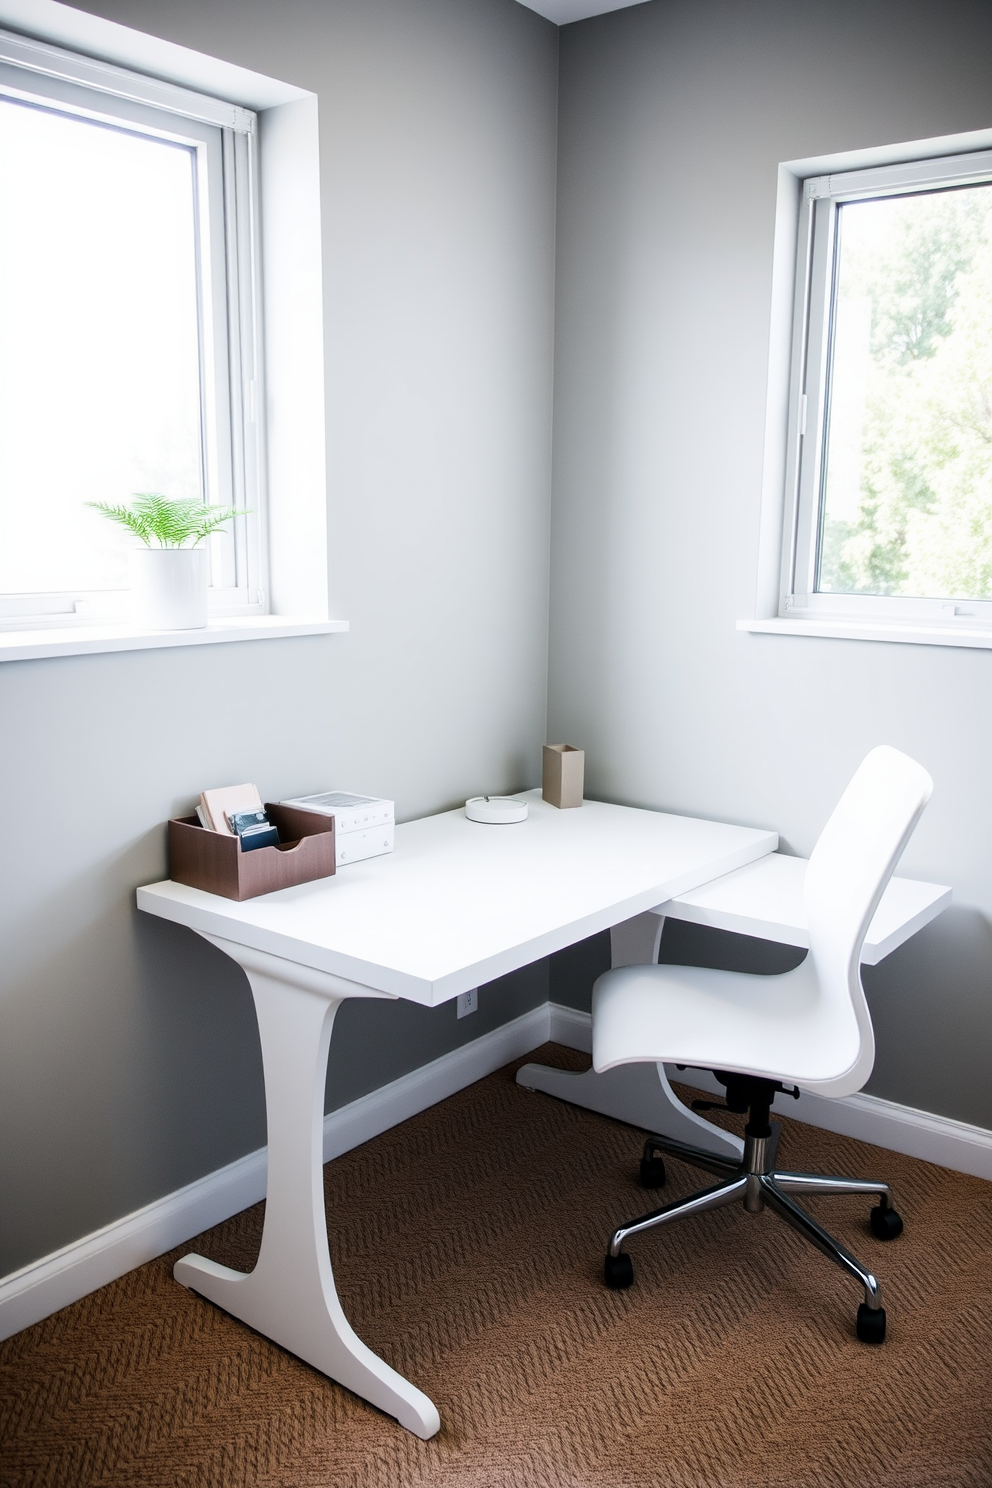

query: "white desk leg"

left=174, top=945, right=441, bottom=1440
left=516, top=911, right=743, bottom=1160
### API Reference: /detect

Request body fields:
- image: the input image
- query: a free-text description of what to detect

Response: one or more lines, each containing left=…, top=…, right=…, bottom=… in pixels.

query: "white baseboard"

left=319, top=1003, right=549, bottom=1163
left=0, top=1003, right=551, bottom=1343
left=547, top=1002, right=992, bottom=1183
left=548, top=1002, right=594, bottom=1053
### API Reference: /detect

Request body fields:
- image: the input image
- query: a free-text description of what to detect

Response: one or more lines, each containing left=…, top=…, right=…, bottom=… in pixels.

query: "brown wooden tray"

left=168, top=803, right=336, bottom=901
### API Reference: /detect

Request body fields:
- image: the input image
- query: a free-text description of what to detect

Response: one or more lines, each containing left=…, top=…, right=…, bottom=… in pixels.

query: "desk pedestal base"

left=514, top=1059, right=743, bottom=1161
left=516, top=912, right=743, bottom=1162
left=175, top=938, right=440, bottom=1441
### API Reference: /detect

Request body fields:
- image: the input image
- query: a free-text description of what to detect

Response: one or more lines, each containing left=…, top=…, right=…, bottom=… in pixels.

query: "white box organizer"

left=280, top=791, right=395, bottom=868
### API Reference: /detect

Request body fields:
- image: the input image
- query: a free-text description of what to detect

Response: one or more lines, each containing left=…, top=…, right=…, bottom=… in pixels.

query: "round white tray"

left=464, top=796, right=529, bottom=824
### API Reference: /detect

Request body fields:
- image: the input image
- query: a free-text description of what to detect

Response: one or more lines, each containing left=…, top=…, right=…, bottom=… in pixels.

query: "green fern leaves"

left=86, top=493, right=246, bottom=548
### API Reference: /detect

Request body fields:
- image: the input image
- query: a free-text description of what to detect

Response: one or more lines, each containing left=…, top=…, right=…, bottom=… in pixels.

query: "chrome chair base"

left=605, top=1117, right=901, bottom=1344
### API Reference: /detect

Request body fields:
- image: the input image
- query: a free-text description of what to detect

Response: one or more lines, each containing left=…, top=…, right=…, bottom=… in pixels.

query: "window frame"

left=780, top=146, right=992, bottom=634
left=0, top=28, right=268, bottom=630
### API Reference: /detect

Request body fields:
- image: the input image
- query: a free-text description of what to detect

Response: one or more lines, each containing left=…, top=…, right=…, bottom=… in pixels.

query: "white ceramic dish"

left=464, top=796, right=529, bottom=824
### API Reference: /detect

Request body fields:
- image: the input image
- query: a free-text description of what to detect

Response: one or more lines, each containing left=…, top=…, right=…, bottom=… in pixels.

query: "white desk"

left=137, top=790, right=777, bottom=1438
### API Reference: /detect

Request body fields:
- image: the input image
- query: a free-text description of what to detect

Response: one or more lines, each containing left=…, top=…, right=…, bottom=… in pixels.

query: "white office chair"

left=591, top=745, right=933, bottom=1343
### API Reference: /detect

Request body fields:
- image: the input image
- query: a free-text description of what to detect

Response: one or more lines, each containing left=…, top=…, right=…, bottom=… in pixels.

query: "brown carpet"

left=3, top=1044, right=992, bottom=1488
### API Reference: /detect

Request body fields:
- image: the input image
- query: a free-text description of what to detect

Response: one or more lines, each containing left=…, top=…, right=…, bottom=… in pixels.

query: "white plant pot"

left=129, top=547, right=209, bottom=630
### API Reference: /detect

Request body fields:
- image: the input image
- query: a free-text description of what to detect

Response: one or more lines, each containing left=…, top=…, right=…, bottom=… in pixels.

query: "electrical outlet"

left=456, top=988, right=478, bottom=1019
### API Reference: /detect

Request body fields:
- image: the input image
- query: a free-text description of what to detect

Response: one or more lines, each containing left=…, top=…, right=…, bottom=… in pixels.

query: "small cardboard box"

left=168, top=804, right=336, bottom=901
left=543, top=744, right=584, bottom=809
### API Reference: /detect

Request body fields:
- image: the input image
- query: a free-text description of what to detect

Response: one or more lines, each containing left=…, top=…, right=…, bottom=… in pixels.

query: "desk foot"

left=515, top=1060, right=743, bottom=1160
left=174, top=1254, right=440, bottom=1439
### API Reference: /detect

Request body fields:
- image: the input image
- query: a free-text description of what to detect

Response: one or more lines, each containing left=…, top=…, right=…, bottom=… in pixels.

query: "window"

left=781, top=148, right=992, bottom=633
left=0, top=31, right=264, bottom=629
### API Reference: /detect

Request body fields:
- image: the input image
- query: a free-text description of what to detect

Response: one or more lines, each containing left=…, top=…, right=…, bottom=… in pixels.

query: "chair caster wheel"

left=604, top=1252, right=634, bottom=1290
left=639, top=1155, right=667, bottom=1188
left=870, top=1204, right=903, bottom=1241
left=856, top=1303, right=886, bottom=1344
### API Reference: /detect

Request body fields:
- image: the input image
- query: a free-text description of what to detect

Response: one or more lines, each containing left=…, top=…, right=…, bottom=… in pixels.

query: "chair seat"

left=592, top=957, right=863, bottom=1095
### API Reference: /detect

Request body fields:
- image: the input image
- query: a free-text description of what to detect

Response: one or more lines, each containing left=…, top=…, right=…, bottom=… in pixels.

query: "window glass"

left=816, top=183, right=992, bottom=602
left=0, top=96, right=205, bottom=597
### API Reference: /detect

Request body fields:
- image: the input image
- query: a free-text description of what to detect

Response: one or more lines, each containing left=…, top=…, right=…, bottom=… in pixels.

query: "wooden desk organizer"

left=168, top=804, right=336, bottom=901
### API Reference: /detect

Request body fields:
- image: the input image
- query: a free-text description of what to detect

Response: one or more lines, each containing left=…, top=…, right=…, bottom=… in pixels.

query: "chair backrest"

left=803, top=745, right=933, bottom=1094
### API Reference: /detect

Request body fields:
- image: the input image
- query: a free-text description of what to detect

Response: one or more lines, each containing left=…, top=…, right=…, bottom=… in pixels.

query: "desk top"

left=137, top=791, right=778, bottom=1005
left=654, top=851, right=951, bottom=965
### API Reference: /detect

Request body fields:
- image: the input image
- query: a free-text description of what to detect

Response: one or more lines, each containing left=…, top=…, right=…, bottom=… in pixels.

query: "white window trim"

left=0, top=616, right=347, bottom=664
left=738, top=614, right=992, bottom=652
left=0, top=28, right=256, bottom=130
left=0, top=2, right=342, bottom=660
left=0, top=31, right=266, bottom=624
left=744, top=127, right=992, bottom=650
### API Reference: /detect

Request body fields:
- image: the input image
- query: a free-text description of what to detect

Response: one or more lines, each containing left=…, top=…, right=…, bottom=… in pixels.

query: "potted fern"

left=88, top=493, right=245, bottom=629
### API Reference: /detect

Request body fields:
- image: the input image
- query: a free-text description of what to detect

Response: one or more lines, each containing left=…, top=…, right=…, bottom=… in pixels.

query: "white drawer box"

left=336, top=823, right=395, bottom=866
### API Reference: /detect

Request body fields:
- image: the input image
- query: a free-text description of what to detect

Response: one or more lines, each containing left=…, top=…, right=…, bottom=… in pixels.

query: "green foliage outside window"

left=818, top=184, right=992, bottom=601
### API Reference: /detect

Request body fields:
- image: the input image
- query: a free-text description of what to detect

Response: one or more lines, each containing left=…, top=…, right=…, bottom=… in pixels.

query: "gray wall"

left=6, top=0, right=992, bottom=1286
left=548, top=0, right=992, bottom=1124
left=0, top=0, right=557, bottom=1276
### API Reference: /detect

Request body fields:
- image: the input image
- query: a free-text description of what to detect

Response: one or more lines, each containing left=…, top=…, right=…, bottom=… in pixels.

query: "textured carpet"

left=3, top=1044, right=992, bottom=1488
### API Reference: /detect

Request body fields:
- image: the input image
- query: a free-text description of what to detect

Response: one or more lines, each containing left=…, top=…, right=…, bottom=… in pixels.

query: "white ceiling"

left=514, top=0, right=650, bottom=24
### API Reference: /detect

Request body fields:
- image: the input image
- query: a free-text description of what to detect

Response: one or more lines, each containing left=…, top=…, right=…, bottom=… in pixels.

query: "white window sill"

left=0, top=615, right=349, bottom=662
left=738, top=616, right=992, bottom=650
